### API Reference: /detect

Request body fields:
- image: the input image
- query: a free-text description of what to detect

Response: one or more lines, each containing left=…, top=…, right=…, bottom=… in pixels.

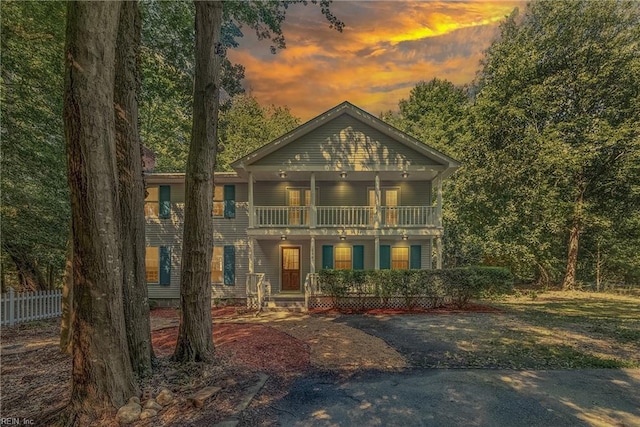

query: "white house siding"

left=146, top=182, right=251, bottom=301
left=253, top=239, right=311, bottom=293
left=253, top=180, right=431, bottom=207
left=212, top=201, right=249, bottom=300
left=146, top=183, right=185, bottom=300
left=253, top=113, right=441, bottom=169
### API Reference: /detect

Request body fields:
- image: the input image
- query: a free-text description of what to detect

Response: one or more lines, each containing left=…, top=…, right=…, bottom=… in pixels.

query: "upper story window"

left=213, top=186, right=224, bottom=217
left=145, top=187, right=159, bottom=217
left=145, top=185, right=170, bottom=219
left=213, top=185, right=235, bottom=219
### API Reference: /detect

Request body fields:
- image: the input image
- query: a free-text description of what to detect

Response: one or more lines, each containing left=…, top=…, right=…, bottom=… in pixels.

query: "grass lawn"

left=476, top=290, right=640, bottom=369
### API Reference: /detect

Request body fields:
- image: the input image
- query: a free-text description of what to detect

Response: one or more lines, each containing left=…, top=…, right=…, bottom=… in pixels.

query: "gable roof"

left=231, top=101, right=460, bottom=175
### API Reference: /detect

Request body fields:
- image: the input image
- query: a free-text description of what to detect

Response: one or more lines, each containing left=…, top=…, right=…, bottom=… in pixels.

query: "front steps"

left=264, top=293, right=306, bottom=312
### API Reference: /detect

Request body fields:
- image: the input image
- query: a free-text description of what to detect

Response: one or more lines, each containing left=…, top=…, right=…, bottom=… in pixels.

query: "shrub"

left=317, top=266, right=513, bottom=309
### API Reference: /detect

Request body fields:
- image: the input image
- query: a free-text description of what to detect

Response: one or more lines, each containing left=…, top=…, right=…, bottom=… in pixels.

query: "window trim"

left=334, top=246, right=353, bottom=270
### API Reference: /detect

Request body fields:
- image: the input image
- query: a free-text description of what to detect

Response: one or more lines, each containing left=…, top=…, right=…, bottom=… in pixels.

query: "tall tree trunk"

left=115, top=0, right=154, bottom=376
left=173, top=1, right=223, bottom=363
left=63, top=1, right=137, bottom=422
left=3, top=243, right=47, bottom=291
left=562, top=183, right=585, bottom=290
left=60, top=236, right=74, bottom=354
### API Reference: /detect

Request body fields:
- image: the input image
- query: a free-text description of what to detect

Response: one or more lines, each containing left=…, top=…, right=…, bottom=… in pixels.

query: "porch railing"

left=255, top=206, right=309, bottom=227
left=381, top=206, right=437, bottom=227
left=246, top=273, right=267, bottom=310
left=317, top=206, right=372, bottom=227
left=253, top=205, right=438, bottom=228
left=303, top=273, right=320, bottom=309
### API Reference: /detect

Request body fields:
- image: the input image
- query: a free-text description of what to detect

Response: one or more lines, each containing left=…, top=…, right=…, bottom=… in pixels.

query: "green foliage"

left=318, top=267, right=514, bottom=309
left=217, top=94, right=300, bottom=171
left=384, top=1, right=640, bottom=288
left=1, top=1, right=69, bottom=287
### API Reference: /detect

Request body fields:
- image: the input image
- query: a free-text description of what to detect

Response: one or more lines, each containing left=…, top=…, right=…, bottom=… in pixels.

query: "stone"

left=142, top=388, right=154, bottom=401
left=116, top=401, right=141, bottom=424
left=143, top=399, right=163, bottom=411
left=189, top=386, right=221, bottom=408
left=128, top=396, right=140, bottom=405
left=139, top=409, right=158, bottom=420
left=156, top=388, right=174, bottom=406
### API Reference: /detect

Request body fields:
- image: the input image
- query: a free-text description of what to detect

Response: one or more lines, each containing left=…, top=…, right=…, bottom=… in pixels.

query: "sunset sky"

left=227, top=1, right=523, bottom=120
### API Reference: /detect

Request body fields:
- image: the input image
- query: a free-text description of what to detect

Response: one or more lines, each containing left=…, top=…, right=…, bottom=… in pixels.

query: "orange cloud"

left=227, top=1, right=523, bottom=120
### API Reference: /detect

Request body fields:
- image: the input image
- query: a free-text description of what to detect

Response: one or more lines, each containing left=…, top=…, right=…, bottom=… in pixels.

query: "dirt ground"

left=0, top=306, right=409, bottom=426
left=4, top=296, right=627, bottom=426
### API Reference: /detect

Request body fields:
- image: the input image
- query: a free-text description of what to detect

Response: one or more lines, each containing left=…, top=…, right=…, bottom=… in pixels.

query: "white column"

left=436, top=172, right=443, bottom=228
left=310, top=172, right=316, bottom=228
left=374, top=172, right=381, bottom=229
left=310, top=237, right=316, bottom=273
left=248, top=238, right=255, bottom=274
left=436, top=236, right=443, bottom=269
left=248, top=171, right=254, bottom=228
left=374, top=236, right=380, bottom=270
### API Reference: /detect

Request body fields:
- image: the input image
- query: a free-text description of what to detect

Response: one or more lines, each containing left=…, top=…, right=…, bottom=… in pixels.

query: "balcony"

left=253, top=205, right=438, bottom=228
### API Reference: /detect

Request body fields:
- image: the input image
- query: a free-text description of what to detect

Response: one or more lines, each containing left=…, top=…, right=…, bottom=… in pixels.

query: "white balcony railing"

left=317, top=206, right=372, bottom=227
left=381, top=206, right=436, bottom=227
left=255, top=206, right=309, bottom=227
left=253, top=205, right=438, bottom=228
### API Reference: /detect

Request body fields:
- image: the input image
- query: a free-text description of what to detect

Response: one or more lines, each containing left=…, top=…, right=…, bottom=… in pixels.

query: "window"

left=211, top=246, right=223, bottom=283
left=368, top=188, right=399, bottom=225
left=213, top=186, right=224, bottom=217
left=288, top=188, right=311, bottom=225
left=335, top=247, right=352, bottom=270
left=391, top=247, right=409, bottom=270
left=146, top=247, right=159, bottom=283
left=145, top=187, right=159, bottom=217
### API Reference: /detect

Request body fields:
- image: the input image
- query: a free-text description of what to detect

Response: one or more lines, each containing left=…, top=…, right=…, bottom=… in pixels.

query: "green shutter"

left=410, top=245, right=422, bottom=269
left=223, top=185, right=235, bottom=218
left=223, top=245, right=235, bottom=285
left=159, top=185, right=171, bottom=219
left=380, top=245, right=391, bottom=270
left=353, top=245, right=364, bottom=270
left=322, top=245, right=334, bottom=269
left=159, top=246, right=171, bottom=285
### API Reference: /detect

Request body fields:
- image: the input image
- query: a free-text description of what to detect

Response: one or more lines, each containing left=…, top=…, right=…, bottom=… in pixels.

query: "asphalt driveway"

left=262, top=313, right=640, bottom=426
left=271, top=368, right=640, bottom=427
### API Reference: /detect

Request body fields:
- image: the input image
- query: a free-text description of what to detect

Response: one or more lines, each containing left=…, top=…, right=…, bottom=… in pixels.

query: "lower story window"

left=146, top=247, right=159, bottom=283
left=391, top=247, right=409, bottom=270
left=335, top=247, right=352, bottom=270
left=211, top=246, right=223, bottom=283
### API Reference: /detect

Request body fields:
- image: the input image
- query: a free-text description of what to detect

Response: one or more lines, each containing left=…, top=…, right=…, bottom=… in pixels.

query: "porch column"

left=374, top=172, right=381, bottom=229
left=374, top=236, right=380, bottom=270
left=310, top=237, right=316, bottom=273
left=248, top=237, right=255, bottom=274
left=310, top=172, right=316, bottom=228
left=436, top=172, right=442, bottom=228
left=248, top=171, right=254, bottom=228
left=435, top=236, right=443, bottom=269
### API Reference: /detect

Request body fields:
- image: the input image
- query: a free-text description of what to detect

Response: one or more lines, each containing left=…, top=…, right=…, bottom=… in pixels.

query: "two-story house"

left=144, top=101, right=459, bottom=306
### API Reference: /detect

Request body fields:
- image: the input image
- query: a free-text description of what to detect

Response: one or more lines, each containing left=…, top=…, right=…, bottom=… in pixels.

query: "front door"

left=281, top=247, right=301, bottom=292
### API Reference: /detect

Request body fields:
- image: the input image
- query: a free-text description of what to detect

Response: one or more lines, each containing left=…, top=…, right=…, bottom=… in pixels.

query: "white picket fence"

left=1, top=288, right=63, bottom=326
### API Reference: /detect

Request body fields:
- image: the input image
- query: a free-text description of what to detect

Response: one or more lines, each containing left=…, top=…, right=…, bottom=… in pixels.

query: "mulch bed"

left=152, top=323, right=310, bottom=373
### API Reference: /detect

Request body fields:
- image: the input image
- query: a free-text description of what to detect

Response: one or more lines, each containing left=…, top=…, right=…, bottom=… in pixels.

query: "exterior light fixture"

left=402, top=234, right=408, bottom=241
left=401, top=171, right=409, bottom=179
left=279, top=171, right=287, bottom=179
left=281, top=234, right=287, bottom=241
left=340, top=234, right=346, bottom=241
left=340, top=171, right=347, bottom=179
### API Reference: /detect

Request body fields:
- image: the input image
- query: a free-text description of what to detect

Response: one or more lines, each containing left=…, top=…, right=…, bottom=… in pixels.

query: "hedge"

left=317, top=267, right=513, bottom=308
